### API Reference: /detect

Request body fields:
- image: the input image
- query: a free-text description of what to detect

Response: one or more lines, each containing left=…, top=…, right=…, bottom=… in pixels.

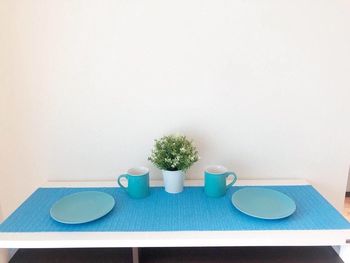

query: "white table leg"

left=132, top=247, right=139, bottom=263
left=0, top=248, right=8, bottom=263
left=339, top=245, right=350, bottom=263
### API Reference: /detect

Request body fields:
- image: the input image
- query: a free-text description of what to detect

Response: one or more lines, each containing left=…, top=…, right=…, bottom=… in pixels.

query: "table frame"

left=1, top=179, right=349, bottom=263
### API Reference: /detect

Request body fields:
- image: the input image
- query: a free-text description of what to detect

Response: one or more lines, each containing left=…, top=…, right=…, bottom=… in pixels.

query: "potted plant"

left=148, top=134, right=199, bottom=194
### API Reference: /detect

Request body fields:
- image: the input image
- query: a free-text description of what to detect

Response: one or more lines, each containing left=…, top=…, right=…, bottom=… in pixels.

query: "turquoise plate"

left=231, top=187, right=296, bottom=220
left=50, top=191, right=115, bottom=224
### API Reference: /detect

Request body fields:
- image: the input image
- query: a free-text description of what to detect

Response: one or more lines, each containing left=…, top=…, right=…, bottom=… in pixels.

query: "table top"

left=1, top=179, right=350, bottom=248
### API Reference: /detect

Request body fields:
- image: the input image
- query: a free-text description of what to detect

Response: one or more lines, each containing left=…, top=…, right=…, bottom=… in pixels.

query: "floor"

left=343, top=196, right=350, bottom=221
left=10, top=247, right=343, bottom=263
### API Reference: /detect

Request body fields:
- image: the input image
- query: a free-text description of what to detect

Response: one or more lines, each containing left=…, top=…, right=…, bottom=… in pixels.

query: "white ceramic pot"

left=162, top=170, right=184, bottom=194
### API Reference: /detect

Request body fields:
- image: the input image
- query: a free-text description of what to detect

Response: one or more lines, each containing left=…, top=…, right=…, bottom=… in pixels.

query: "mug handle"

left=117, top=174, right=128, bottom=189
left=225, top=171, right=237, bottom=189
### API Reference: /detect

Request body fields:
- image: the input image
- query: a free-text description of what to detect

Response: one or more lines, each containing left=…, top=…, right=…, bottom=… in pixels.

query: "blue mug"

left=204, top=165, right=237, bottom=197
left=118, top=167, right=150, bottom=199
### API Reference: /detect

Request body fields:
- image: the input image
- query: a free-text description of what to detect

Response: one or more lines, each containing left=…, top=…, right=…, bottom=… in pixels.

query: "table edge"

left=0, top=229, right=349, bottom=248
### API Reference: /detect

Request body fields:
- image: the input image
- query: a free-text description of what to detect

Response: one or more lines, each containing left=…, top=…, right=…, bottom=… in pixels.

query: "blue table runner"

left=1, top=186, right=349, bottom=232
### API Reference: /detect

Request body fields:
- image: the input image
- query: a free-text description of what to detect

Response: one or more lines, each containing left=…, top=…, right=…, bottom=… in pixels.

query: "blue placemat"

left=0, top=186, right=349, bottom=232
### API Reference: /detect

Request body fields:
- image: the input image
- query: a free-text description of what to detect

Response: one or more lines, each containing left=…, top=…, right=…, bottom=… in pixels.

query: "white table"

left=0, top=179, right=349, bottom=263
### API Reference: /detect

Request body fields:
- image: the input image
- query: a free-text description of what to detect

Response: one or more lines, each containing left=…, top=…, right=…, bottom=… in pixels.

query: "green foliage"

left=148, top=135, right=199, bottom=171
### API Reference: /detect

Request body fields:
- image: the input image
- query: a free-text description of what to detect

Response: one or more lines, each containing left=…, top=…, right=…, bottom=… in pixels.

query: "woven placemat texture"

left=1, top=186, right=349, bottom=232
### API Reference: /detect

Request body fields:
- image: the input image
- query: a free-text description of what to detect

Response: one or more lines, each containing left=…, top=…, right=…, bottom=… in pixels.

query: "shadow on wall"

left=162, top=129, right=209, bottom=177
left=0, top=203, right=3, bottom=223
left=182, top=129, right=245, bottom=176
left=346, top=167, right=350, bottom=195
left=171, top=128, right=244, bottom=178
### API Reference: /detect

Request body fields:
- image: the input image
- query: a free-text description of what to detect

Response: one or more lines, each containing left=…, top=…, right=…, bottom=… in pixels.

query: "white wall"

left=1, top=3, right=46, bottom=260
left=1, top=0, right=350, bottom=220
